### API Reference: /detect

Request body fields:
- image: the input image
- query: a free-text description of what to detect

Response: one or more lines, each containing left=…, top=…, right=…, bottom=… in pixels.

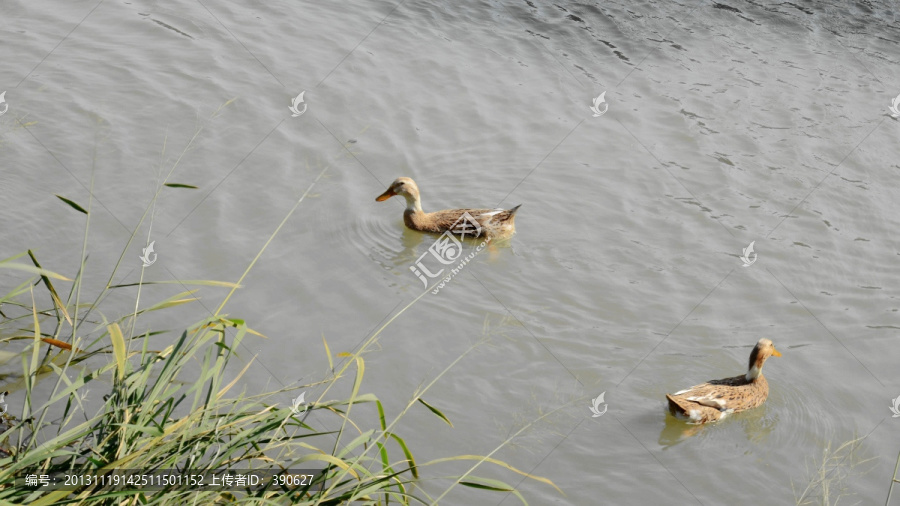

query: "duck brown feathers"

left=376, top=177, right=520, bottom=239
left=665, top=338, right=781, bottom=424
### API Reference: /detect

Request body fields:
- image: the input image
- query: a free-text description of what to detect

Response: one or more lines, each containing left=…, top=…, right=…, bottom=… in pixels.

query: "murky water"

left=2, top=0, right=900, bottom=503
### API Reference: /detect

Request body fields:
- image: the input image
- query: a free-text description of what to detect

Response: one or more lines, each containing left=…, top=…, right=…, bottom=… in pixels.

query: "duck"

left=375, top=177, right=521, bottom=239
left=665, top=338, right=781, bottom=424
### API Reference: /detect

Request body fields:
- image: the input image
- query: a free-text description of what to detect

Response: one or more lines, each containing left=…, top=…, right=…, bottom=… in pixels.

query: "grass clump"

left=0, top=249, right=556, bottom=505
left=792, top=435, right=876, bottom=506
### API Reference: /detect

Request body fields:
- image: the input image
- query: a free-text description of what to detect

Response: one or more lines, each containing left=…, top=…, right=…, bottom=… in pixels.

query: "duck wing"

left=423, top=208, right=493, bottom=236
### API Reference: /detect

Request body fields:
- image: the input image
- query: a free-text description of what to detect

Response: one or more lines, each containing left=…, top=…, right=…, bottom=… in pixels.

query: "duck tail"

left=508, top=204, right=522, bottom=217
left=665, top=394, right=686, bottom=415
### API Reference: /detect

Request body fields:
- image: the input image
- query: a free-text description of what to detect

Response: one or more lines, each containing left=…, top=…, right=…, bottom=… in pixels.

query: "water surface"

left=2, top=0, right=899, bottom=503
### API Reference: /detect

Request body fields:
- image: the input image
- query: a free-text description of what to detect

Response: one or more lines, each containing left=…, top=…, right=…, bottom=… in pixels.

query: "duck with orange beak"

left=376, top=177, right=521, bottom=239
left=666, top=338, right=782, bottom=424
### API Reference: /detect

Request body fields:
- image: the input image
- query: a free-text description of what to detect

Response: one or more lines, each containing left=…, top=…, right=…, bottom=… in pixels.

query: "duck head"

left=376, top=177, right=422, bottom=211
left=745, top=338, right=781, bottom=381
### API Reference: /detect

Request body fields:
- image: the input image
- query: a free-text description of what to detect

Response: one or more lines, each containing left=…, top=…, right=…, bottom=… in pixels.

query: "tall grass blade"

left=0, top=261, right=71, bottom=281
left=386, top=432, right=417, bottom=478
left=417, top=398, right=453, bottom=427
left=54, top=194, right=88, bottom=214
left=27, top=250, right=72, bottom=325
left=460, top=477, right=515, bottom=492
left=322, top=333, right=334, bottom=371
left=109, top=280, right=240, bottom=289
left=887, top=449, right=900, bottom=506
left=107, top=323, right=127, bottom=380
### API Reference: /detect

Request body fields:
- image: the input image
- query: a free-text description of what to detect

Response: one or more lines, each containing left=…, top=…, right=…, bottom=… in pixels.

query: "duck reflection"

left=659, top=406, right=778, bottom=448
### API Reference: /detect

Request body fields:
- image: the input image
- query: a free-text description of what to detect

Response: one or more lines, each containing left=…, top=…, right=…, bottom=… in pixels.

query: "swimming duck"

left=375, top=177, right=521, bottom=239
left=666, top=338, right=781, bottom=424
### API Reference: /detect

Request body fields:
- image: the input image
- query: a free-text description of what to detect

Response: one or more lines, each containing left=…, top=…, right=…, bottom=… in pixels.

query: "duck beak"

left=375, top=188, right=395, bottom=202
left=772, top=347, right=782, bottom=357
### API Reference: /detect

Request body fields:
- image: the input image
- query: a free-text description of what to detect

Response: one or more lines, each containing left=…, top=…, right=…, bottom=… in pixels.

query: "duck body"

left=403, top=206, right=521, bottom=238
left=666, top=374, right=770, bottom=424
left=377, top=177, right=520, bottom=239
left=666, top=338, right=781, bottom=424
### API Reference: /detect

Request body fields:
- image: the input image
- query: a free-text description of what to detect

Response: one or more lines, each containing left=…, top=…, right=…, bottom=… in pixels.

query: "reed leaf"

left=0, top=261, right=71, bottom=281
left=107, top=323, right=127, bottom=380
left=417, top=398, right=453, bottom=427
left=54, top=194, right=88, bottom=214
